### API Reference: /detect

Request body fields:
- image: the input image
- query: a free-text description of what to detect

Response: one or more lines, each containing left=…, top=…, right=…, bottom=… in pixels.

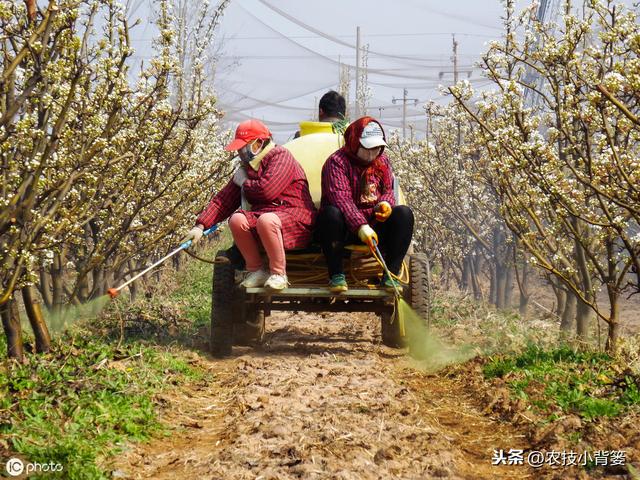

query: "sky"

left=123, top=0, right=589, bottom=143
left=209, top=0, right=508, bottom=142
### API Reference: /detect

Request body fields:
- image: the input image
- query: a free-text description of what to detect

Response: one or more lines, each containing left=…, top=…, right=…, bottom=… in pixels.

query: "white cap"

left=359, top=122, right=387, bottom=149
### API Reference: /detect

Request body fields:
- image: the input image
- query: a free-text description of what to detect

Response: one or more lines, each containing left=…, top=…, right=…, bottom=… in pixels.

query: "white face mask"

left=238, top=139, right=263, bottom=163
left=357, top=146, right=382, bottom=164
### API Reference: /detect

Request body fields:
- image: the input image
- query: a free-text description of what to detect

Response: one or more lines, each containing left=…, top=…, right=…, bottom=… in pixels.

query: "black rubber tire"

left=210, top=251, right=234, bottom=357
left=233, top=294, right=265, bottom=346
left=408, top=253, right=431, bottom=322
left=407, top=253, right=432, bottom=359
left=381, top=307, right=407, bottom=348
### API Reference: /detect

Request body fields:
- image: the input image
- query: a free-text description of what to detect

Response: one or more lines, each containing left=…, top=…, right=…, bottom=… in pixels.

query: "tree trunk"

left=21, top=285, right=51, bottom=353
left=172, top=254, right=182, bottom=272
left=91, top=267, right=104, bottom=300
left=572, top=217, right=593, bottom=344
left=450, top=260, right=462, bottom=291
left=103, top=269, right=114, bottom=297
left=606, top=318, right=619, bottom=354
left=1, top=298, right=24, bottom=361
left=489, top=264, right=496, bottom=307
left=495, top=262, right=507, bottom=309
left=461, top=256, right=471, bottom=293
left=518, top=260, right=529, bottom=318
left=604, top=279, right=620, bottom=353
left=469, top=254, right=482, bottom=301
left=442, top=258, right=451, bottom=291
left=51, top=251, right=65, bottom=313
left=39, top=267, right=53, bottom=310
left=492, top=226, right=508, bottom=309
left=128, top=281, right=138, bottom=301
left=503, top=256, right=514, bottom=309
left=576, top=296, right=593, bottom=344
left=128, top=261, right=138, bottom=301
left=77, top=271, right=90, bottom=303
left=553, top=281, right=567, bottom=318
left=560, top=289, right=576, bottom=338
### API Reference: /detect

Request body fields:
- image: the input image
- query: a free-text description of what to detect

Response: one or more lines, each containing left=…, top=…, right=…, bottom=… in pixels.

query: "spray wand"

left=371, top=239, right=406, bottom=336
left=107, top=225, right=218, bottom=299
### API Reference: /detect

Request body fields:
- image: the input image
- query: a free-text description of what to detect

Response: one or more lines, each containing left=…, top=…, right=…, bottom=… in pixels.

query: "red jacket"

left=321, top=117, right=395, bottom=232
left=197, top=146, right=317, bottom=249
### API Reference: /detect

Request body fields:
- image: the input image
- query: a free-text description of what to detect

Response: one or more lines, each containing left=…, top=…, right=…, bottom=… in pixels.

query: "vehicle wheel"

left=407, top=253, right=432, bottom=358
left=210, top=251, right=234, bottom=357
left=408, top=253, right=431, bottom=322
left=233, top=293, right=265, bottom=346
left=380, top=306, right=408, bottom=348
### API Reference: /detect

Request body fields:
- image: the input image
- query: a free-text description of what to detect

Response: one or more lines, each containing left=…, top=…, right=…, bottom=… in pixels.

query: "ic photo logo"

left=4, top=457, right=64, bottom=476
left=5, top=458, right=24, bottom=476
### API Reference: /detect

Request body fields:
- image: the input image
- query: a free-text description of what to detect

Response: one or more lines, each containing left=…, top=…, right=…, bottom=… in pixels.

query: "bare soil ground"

left=108, top=310, right=637, bottom=480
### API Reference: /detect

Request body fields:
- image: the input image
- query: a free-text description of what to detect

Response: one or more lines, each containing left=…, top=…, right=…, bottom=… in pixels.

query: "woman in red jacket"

left=184, top=119, right=317, bottom=290
left=317, top=117, right=414, bottom=292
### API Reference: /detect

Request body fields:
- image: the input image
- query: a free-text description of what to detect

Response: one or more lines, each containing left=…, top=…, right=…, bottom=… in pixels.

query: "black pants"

left=315, top=205, right=414, bottom=277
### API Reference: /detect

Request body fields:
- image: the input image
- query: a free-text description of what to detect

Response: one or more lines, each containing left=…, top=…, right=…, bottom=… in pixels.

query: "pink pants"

left=228, top=212, right=286, bottom=275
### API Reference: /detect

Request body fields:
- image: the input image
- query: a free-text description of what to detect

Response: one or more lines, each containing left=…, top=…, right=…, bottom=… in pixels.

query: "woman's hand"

left=358, top=224, right=378, bottom=250
left=233, top=167, right=248, bottom=187
left=374, top=201, right=392, bottom=222
left=182, top=225, right=204, bottom=245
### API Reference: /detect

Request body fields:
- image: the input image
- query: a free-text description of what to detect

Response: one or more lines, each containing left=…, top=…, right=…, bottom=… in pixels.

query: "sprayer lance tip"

left=107, top=288, right=119, bottom=299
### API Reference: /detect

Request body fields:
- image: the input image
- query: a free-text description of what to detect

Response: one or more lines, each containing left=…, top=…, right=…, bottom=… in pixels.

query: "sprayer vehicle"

left=209, top=122, right=431, bottom=357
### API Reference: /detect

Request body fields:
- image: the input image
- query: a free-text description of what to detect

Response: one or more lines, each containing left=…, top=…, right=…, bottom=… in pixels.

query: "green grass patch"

left=0, top=240, right=228, bottom=478
left=170, top=253, right=214, bottom=330
left=483, top=344, right=640, bottom=421
left=94, top=235, right=233, bottom=345
left=167, top=228, right=233, bottom=331
left=1, top=331, right=210, bottom=479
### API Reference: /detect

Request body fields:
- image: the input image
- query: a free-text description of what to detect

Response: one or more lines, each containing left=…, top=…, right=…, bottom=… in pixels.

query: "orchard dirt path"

left=111, top=311, right=537, bottom=480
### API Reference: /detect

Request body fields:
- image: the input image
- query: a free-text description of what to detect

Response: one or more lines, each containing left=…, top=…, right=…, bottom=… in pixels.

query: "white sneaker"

left=241, top=269, right=270, bottom=288
left=264, top=273, right=288, bottom=290
left=234, top=270, right=247, bottom=285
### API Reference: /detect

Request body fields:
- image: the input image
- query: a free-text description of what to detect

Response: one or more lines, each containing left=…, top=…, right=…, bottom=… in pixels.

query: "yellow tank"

left=298, top=121, right=334, bottom=137
left=283, top=132, right=406, bottom=207
left=283, top=132, right=343, bottom=207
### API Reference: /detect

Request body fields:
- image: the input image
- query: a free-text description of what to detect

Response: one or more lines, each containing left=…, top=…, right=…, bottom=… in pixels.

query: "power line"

left=220, top=32, right=497, bottom=40
left=403, top=0, right=503, bottom=32
left=254, top=0, right=457, bottom=66
left=213, top=55, right=478, bottom=71
left=368, top=77, right=490, bottom=89
left=219, top=82, right=338, bottom=114
left=236, top=4, right=464, bottom=82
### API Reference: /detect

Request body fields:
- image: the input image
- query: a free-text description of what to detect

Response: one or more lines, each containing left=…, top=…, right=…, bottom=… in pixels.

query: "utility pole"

left=392, top=88, right=418, bottom=141
left=426, top=108, right=430, bottom=147
left=438, top=34, right=473, bottom=83
left=452, top=34, right=458, bottom=84
left=437, top=35, right=472, bottom=149
left=355, top=26, right=361, bottom=118
left=438, top=35, right=471, bottom=157
left=453, top=35, right=461, bottom=152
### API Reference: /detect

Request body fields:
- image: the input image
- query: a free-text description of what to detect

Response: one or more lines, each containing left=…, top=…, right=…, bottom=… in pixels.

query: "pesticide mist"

left=399, top=299, right=476, bottom=371
left=45, top=295, right=111, bottom=334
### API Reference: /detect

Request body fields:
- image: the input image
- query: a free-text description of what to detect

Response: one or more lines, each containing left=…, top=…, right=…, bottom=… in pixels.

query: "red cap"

left=224, top=119, right=272, bottom=151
